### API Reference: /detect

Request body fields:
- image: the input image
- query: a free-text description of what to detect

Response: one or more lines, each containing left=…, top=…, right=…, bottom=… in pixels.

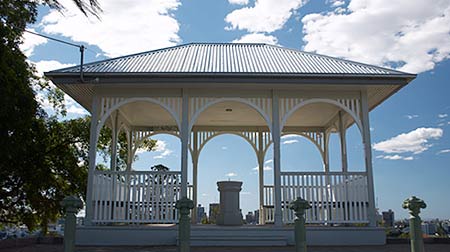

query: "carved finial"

left=402, top=196, right=426, bottom=217
left=176, top=197, right=194, bottom=216
left=61, top=195, right=83, bottom=213
left=289, top=197, right=311, bottom=218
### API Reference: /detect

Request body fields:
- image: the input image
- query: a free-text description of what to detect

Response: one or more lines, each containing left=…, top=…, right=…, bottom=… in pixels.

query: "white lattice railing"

left=92, top=170, right=192, bottom=224
left=263, top=172, right=369, bottom=224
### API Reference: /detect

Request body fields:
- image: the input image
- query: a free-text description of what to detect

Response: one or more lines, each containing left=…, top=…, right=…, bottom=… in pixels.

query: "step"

left=180, top=234, right=288, bottom=246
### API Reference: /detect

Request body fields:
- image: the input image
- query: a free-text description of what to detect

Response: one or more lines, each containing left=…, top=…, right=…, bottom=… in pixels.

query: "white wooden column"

left=257, top=130, right=265, bottom=225
left=126, top=129, right=132, bottom=171
left=323, top=130, right=330, bottom=174
left=271, top=92, right=282, bottom=226
left=110, top=111, right=119, bottom=171
left=180, top=90, right=189, bottom=198
left=338, top=111, right=348, bottom=173
left=360, top=90, right=377, bottom=227
left=191, top=131, right=199, bottom=224
left=85, top=96, right=100, bottom=225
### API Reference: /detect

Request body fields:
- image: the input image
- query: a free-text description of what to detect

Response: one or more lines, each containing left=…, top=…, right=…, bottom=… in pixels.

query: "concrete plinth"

left=216, top=181, right=243, bottom=226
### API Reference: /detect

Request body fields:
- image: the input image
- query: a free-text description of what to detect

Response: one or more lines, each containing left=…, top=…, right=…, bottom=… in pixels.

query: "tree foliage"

left=0, top=0, right=102, bottom=233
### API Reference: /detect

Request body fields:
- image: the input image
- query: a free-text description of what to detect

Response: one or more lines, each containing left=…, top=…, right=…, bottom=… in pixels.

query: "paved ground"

left=1, top=244, right=450, bottom=252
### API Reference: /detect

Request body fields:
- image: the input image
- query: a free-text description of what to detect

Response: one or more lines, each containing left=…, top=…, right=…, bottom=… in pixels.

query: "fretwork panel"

left=336, top=98, right=361, bottom=121
left=99, top=97, right=182, bottom=127
left=279, top=98, right=304, bottom=124
left=190, top=130, right=272, bottom=156
left=188, top=97, right=272, bottom=127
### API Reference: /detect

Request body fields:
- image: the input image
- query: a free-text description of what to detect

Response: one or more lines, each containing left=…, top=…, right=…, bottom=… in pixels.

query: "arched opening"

left=346, top=124, right=365, bottom=172
left=282, top=101, right=364, bottom=173
left=191, top=100, right=271, bottom=224
left=280, top=134, right=324, bottom=172
left=95, top=100, right=180, bottom=171
left=133, top=133, right=181, bottom=172
left=197, top=134, right=259, bottom=224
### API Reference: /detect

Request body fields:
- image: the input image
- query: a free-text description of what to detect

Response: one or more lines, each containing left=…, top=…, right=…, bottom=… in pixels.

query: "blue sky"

left=22, top=0, right=450, bottom=220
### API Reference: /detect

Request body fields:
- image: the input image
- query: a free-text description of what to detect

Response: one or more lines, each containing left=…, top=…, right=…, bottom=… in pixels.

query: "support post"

left=289, top=197, right=311, bottom=252
left=126, top=129, right=132, bottom=171
left=61, top=196, right=83, bottom=252
left=360, top=90, right=377, bottom=226
left=323, top=130, right=330, bottom=174
left=110, top=111, right=119, bottom=171
left=272, top=92, right=282, bottom=226
left=403, top=196, right=426, bottom=252
left=180, top=90, right=189, bottom=198
left=191, top=131, right=199, bottom=224
left=258, top=130, right=265, bottom=225
left=176, top=197, right=194, bottom=252
left=85, top=97, right=99, bottom=225
left=338, top=111, right=348, bottom=173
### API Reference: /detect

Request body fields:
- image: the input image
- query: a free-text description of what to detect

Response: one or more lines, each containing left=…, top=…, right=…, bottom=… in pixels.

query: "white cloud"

left=226, top=172, right=238, bottom=177
left=153, top=140, right=173, bottom=159
left=225, top=0, right=307, bottom=33
left=31, top=60, right=88, bottom=116
left=252, top=165, right=273, bottom=171
left=228, top=0, right=249, bottom=5
left=241, top=191, right=252, bottom=195
left=41, top=0, right=181, bottom=57
left=221, top=146, right=228, bottom=150
left=283, top=139, right=299, bottom=145
left=373, top=127, right=443, bottom=154
left=330, top=0, right=345, bottom=7
left=264, top=159, right=273, bottom=164
left=302, top=0, right=450, bottom=73
left=33, top=60, right=75, bottom=77
left=405, top=114, right=419, bottom=119
left=377, top=155, right=414, bottom=161
left=20, top=29, right=48, bottom=57
left=437, top=149, right=450, bottom=154
left=232, top=33, right=278, bottom=45
left=438, top=114, right=448, bottom=118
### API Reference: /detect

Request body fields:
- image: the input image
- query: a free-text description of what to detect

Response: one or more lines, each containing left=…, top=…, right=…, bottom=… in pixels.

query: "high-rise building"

left=254, top=209, right=260, bottom=224
left=197, top=204, right=206, bottom=223
left=382, top=209, right=394, bottom=227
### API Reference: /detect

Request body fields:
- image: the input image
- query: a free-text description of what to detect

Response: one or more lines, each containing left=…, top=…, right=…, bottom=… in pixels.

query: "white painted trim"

left=271, top=92, right=282, bottom=226
left=360, top=91, right=376, bottom=227
left=281, top=98, right=363, bottom=136
left=180, top=90, right=189, bottom=198
left=97, top=97, right=181, bottom=138
left=189, top=97, right=272, bottom=132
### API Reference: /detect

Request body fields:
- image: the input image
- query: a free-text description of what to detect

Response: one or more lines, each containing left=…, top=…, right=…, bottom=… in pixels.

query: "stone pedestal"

left=216, top=181, right=243, bottom=226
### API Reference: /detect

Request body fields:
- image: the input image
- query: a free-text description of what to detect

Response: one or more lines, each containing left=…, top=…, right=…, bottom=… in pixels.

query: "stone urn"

left=216, top=181, right=243, bottom=226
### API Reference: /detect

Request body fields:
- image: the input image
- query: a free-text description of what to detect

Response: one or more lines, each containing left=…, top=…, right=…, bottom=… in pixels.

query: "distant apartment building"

left=197, top=204, right=206, bottom=223
left=422, top=222, right=437, bottom=235
left=382, top=209, right=394, bottom=227
left=254, top=209, right=260, bottom=224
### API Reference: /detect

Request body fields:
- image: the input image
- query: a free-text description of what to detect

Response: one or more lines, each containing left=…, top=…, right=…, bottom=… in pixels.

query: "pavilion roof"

left=47, top=43, right=414, bottom=78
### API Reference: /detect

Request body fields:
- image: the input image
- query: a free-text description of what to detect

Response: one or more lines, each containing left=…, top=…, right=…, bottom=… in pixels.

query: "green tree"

left=0, top=0, right=101, bottom=233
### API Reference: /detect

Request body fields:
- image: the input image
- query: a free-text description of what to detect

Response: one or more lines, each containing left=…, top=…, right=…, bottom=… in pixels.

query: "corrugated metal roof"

left=48, top=43, right=412, bottom=76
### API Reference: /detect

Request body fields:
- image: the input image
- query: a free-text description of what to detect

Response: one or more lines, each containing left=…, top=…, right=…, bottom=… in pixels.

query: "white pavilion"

left=46, top=43, right=416, bottom=246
